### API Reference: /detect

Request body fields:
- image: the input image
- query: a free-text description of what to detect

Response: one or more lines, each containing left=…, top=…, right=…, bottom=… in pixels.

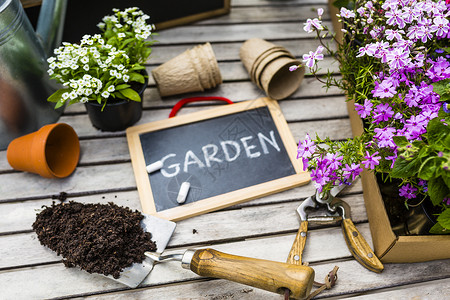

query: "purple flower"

left=431, top=16, right=450, bottom=37
left=373, top=103, right=394, bottom=123
left=354, top=98, right=373, bottom=118
left=289, top=65, right=299, bottom=72
left=340, top=7, right=355, bottom=18
left=302, top=46, right=324, bottom=68
left=324, top=153, right=343, bottom=170
left=317, top=8, right=324, bottom=17
left=444, top=102, right=450, bottom=113
left=374, top=126, right=396, bottom=148
left=343, top=163, right=363, bottom=182
left=444, top=197, right=450, bottom=205
left=373, top=80, right=397, bottom=98
left=385, top=8, right=406, bottom=29
left=310, top=168, right=330, bottom=193
left=362, top=151, right=381, bottom=170
left=303, top=18, right=323, bottom=33
left=385, top=29, right=405, bottom=41
left=297, top=134, right=316, bottom=159
left=386, top=47, right=411, bottom=69
left=399, top=184, right=417, bottom=199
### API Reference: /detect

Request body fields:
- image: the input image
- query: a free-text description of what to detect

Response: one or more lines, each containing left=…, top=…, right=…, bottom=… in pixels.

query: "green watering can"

left=0, top=0, right=67, bottom=149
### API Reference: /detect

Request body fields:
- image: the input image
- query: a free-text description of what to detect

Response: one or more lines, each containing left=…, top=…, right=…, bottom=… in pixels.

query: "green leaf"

left=427, top=118, right=449, bottom=145
left=47, top=89, right=69, bottom=103
left=128, top=72, right=145, bottom=84
left=118, top=88, right=141, bottom=102
left=391, top=156, right=420, bottom=178
left=429, top=222, right=450, bottom=234
left=113, top=91, right=127, bottom=100
left=432, top=78, right=450, bottom=96
left=393, top=136, right=409, bottom=148
left=418, top=157, right=438, bottom=180
left=115, top=84, right=130, bottom=90
left=428, top=177, right=449, bottom=206
left=437, top=208, right=450, bottom=230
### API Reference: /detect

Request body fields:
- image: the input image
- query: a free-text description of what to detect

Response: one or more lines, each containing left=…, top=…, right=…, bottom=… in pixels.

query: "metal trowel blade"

left=108, top=214, right=176, bottom=288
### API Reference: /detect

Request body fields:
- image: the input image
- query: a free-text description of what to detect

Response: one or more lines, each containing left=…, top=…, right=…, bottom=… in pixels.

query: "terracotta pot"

left=85, top=71, right=148, bottom=131
left=6, top=123, right=80, bottom=178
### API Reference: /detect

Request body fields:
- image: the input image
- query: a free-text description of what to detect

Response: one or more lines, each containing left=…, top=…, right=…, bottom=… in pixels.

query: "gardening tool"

left=110, top=214, right=176, bottom=288
left=146, top=248, right=315, bottom=300
left=287, top=187, right=384, bottom=273
left=0, top=0, right=68, bottom=150
left=116, top=214, right=315, bottom=300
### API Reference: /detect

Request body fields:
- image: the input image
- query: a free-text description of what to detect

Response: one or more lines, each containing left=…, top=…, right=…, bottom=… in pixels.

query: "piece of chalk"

left=146, top=161, right=163, bottom=173
left=177, top=182, right=191, bottom=204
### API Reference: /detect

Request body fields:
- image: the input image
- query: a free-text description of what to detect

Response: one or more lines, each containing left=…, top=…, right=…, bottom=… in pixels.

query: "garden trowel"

left=109, top=214, right=176, bottom=288
left=115, top=214, right=316, bottom=299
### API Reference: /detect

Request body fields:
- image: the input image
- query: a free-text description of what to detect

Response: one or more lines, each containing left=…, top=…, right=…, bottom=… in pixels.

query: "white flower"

left=107, top=85, right=115, bottom=92
left=80, top=56, right=89, bottom=64
left=118, top=32, right=126, bottom=38
left=80, top=97, right=89, bottom=103
left=101, top=91, right=110, bottom=98
left=123, top=74, right=130, bottom=82
left=47, top=57, right=56, bottom=63
left=62, top=92, right=70, bottom=100
left=69, top=91, right=77, bottom=100
left=83, top=65, right=89, bottom=71
left=47, top=69, right=54, bottom=75
left=83, top=74, right=92, bottom=80
left=69, top=82, right=78, bottom=89
left=84, top=88, right=93, bottom=96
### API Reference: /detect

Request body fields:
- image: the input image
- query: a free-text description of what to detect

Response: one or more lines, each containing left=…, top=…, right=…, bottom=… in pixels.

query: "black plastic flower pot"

left=84, top=72, right=148, bottom=132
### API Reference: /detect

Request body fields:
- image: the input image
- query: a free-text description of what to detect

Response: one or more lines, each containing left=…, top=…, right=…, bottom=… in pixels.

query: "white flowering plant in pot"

left=290, top=0, right=450, bottom=234
left=47, top=7, right=156, bottom=110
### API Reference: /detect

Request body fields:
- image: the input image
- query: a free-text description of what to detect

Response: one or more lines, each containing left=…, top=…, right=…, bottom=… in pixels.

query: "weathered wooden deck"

left=1, top=0, right=449, bottom=299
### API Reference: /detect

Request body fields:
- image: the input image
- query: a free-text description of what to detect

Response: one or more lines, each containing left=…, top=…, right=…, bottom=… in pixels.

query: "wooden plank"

left=196, top=5, right=331, bottom=24
left=155, top=22, right=333, bottom=44
left=0, top=221, right=371, bottom=270
left=1, top=251, right=448, bottom=299
left=73, top=268, right=450, bottom=300
left=63, top=76, right=343, bottom=117
left=0, top=179, right=362, bottom=234
left=233, top=0, right=329, bottom=6
left=147, top=39, right=336, bottom=65
left=0, top=95, right=347, bottom=172
left=348, top=278, right=450, bottom=299
left=0, top=118, right=352, bottom=201
left=145, top=57, right=338, bottom=86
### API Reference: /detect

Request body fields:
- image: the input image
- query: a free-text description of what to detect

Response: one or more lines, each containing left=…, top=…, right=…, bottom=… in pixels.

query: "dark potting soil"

left=32, top=201, right=157, bottom=279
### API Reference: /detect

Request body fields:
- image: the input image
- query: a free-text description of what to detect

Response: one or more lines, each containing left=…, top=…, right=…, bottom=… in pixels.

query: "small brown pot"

left=6, top=123, right=80, bottom=178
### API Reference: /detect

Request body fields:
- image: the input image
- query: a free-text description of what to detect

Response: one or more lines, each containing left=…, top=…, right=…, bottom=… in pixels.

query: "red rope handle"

left=169, top=96, right=234, bottom=118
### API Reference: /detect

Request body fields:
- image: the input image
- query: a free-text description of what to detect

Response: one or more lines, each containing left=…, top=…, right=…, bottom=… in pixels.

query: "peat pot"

left=84, top=72, right=148, bottom=131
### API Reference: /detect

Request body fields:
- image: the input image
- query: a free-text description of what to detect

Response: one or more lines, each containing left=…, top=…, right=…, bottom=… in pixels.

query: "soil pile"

left=32, top=201, right=157, bottom=278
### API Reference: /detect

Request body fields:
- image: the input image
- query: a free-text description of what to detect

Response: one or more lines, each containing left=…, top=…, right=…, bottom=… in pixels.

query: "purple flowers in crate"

left=296, top=0, right=450, bottom=201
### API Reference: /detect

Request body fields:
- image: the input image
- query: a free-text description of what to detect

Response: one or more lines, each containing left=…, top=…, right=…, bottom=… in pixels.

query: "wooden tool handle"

left=341, top=218, right=384, bottom=273
left=287, top=220, right=308, bottom=265
left=189, top=248, right=315, bottom=300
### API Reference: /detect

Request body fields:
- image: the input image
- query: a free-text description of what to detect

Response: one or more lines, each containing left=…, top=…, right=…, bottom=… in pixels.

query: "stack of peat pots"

left=240, top=38, right=304, bottom=99
left=152, top=42, right=222, bottom=97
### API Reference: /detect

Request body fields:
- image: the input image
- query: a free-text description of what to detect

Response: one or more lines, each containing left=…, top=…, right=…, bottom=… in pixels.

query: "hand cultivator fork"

left=288, top=187, right=384, bottom=273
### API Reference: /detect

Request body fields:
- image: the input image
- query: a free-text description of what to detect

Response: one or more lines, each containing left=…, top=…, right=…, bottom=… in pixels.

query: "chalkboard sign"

left=127, top=98, right=310, bottom=221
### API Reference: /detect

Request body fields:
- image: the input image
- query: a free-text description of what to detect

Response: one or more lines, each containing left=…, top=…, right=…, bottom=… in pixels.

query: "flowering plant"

left=47, top=7, right=156, bottom=110
left=292, top=0, right=450, bottom=234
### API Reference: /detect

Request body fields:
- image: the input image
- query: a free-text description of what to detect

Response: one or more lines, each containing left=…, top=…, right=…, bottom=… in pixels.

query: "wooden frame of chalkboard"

left=126, top=97, right=310, bottom=221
